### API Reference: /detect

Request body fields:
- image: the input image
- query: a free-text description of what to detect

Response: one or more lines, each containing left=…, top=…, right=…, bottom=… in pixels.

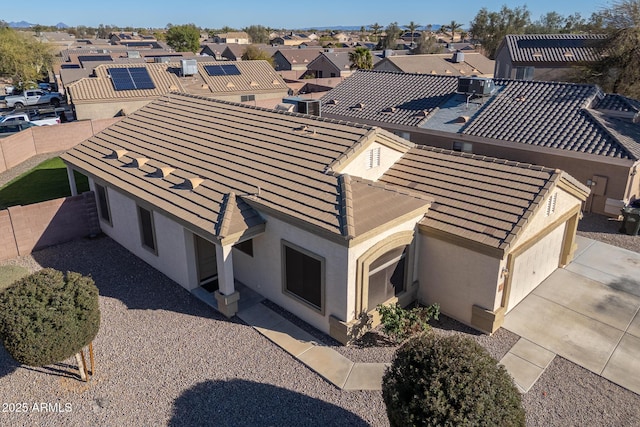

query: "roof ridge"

left=215, top=192, right=236, bottom=238
left=337, top=174, right=356, bottom=239
left=582, top=109, right=636, bottom=159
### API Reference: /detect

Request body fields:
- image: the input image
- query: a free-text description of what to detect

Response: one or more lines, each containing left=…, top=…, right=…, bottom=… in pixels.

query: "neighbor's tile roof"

left=321, top=70, right=459, bottom=127
left=374, top=52, right=494, bottom=76
left=379, top=146, right=562, bottom=251
left=503, top=34, right=607, bottom=63
left=61, top=93, right=431, bottom=241
left=309, top=52, right=354, bottom=72
left=461, top=80, right=640, bottom=159
left=275, top=49, right=323, bottom=66
left=322, top=71, right=640, bottom=160
left=66, top=61, right=287, bottom=102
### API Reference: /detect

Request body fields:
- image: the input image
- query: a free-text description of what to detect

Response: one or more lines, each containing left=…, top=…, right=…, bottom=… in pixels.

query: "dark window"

left=515, top=66, right=534, bottom=80
left=283, top=243, right=323, bottom=311
left=233, top=239, right=253, bottom=256
left=367, top=246, right=407, bottom=309
left=453, top=141, right=473, bottom=153
left=95, top=184, right=111, bottom=224
left=138, top=206, right=156, bottom=253
left=240, top=94, right=255, bottom=102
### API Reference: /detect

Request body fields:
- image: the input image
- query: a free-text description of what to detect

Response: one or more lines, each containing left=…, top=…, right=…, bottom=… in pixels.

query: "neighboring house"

left=374, top=52, right=494, bottom=77
left=212, top=32, right=250, bottom=44
left=220, top=44, right=246, bottom=61
left=61, top=93, right=588, bottom=343
left=321, top=70, right=640, bottom=216
left=272, top=49, right=323, bottom=73
left=66, top=60, right=288, bottom=120
left=305, top=51, right=360, bottom=79
left=494, top=34, right=607, bottom=81
left=271, top=33, right=312, bottom=46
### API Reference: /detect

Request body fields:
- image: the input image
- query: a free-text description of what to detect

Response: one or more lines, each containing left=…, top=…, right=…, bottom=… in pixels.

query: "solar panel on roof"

left=61, top=64, right=81, bottom=69
left=108, top=67, right=156, bottom=91
left=204, top=64, right=241, bottom=76
left=78, top=55, right=113, bottom=63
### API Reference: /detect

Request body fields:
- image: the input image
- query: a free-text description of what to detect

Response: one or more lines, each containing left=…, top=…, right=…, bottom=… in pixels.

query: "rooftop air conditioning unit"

left=127, top=51, right=140, bottom=58
left=181, top=59, right=198, bottom=76
left=154, top=57, right=171, bottom=63
left=457, top=77, right=495, bottom=96
left=281, top=97, right=321, bottom=116
left=452, top=51, right=464, bottom=63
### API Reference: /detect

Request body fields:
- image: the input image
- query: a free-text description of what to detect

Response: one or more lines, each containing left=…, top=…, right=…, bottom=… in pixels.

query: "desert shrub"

left=0, top=268, right=100, bottom=366
left=377, top=303, right=439, bottom=342
left=382, top=333, right=525, bottom=427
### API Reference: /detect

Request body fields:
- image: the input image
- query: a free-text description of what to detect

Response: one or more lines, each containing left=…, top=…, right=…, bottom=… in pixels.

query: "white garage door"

left=507, top=222, right=566, bottom=312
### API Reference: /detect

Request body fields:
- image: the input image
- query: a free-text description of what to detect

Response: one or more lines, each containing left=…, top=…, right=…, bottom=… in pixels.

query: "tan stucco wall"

left=512, top=187, right=582, bottom=250
left=94, top=181, right=192, bottom=287
left=75, top=100, right=153, bottom=120
left=337, top=141, right=406, bottom=181
left=417, top=234, right=502, bottom=326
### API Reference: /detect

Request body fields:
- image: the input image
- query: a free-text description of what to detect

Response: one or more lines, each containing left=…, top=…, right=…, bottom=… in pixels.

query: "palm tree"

left=369, top=22, right=382, bottom=41
left=404, top=21, right=420, bottom=45
left=349, top=47, right=374, bottom=70
left=442, top=20, right=463, bottom=42
left=459, top=30, right=469, bottom=43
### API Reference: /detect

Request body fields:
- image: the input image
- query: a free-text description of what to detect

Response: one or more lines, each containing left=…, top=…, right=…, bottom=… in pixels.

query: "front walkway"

left=502, top=237, right=640, bottom=394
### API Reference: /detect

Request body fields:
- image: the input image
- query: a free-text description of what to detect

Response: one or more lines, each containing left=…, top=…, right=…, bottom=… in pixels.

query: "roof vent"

left=250, top=81, right=259, bottom=86
left=326, top=99, right=338, bottom=105
left=154, top=166, right=174, bottom=178
left=183, top=177, right=204, bottom=190
left=382, top=106, right=396, bottom=113
left=564, top=51, right=574, bottom=57
left=294, top=125, right=308, bottom=132
left=180, top=59, right=198, bottom=76
left=272, top=79, right=281, bottom=85
left=131, top=157, right=149, bottom=168
left=226, top=82, right=235, bottom=88
left=275, top=103, right=296, bottom=112
left=452, top=51, right=464, bottom=63
left=456, top=116, right=470, bottom=123
left=352, top=102, right=365, bottom=109
left=110, top=149, right=128, bottom=159
left=169, top=84, right=179, bottom=91
left=414, top=110, right=429, bottom=118
left=532, top=51, right=543, bottom=58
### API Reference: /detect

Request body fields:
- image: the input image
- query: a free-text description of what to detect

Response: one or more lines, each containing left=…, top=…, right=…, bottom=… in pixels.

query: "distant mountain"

left=7, top=21, right=69, bottom=29
left=301, top=24, right=442, bottom=32
left=8, top=21, right=33, bottom=28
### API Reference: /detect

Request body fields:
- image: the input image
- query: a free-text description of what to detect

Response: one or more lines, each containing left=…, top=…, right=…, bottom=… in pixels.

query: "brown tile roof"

left=61, top=93, right=430, bottom=242
left=374, top=52, right=494, bottom=76
left=66, top=61, right=287, bottom=102
left=379, top=146, right=574, bottom=252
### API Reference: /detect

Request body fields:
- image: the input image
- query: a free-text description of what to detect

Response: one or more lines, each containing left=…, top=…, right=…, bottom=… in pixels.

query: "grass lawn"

left=0, top=157, right=89, bottom=209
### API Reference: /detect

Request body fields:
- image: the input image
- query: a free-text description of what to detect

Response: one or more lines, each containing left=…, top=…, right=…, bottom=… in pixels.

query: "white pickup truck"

left=3, top=89, right=64, bottom=109
left=0, top=110, right=62, bottom=126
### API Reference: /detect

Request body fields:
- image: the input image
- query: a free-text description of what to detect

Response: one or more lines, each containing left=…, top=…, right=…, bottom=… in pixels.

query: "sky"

left=2, top=0, right=609, bottom=29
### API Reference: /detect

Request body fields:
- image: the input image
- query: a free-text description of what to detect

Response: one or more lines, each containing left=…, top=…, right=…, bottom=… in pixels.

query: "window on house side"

left=233, top=239, right=253, bottom=257
left=95, top=183, right=111, bottom=225
left=365, top=147, right=381, bottom=169
left=240, top=94, right=255, bottom=102
left=138, top=206, right=157, bottom=253
left=282, top=242, right=324, bottom=312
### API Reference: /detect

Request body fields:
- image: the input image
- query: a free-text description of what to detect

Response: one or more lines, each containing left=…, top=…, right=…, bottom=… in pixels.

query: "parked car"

left=0, top=121, right=39, bottom=137
left=3, top=89, right=64, bottom=109
left=0, top=110, right=61, bottom=126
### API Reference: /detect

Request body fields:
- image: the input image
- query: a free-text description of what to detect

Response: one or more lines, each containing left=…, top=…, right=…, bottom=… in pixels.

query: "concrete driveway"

left=503, top=236, right=640, bottom=394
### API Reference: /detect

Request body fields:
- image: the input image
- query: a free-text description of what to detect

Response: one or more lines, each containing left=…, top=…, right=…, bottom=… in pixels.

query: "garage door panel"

left=508, top=222, right=566, bottom=311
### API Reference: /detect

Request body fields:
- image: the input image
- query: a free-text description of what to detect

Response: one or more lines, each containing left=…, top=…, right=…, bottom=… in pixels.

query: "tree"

left=379, top=22, right=402, bottom=50
left=412, top=32, right=444, bottom=54
left=369, top=22, right=382, bottom=41
left=0, top=269, right=100, bottom=380
left=349, top=47, right=373, bottom=70
left=441, top=20, right=463, bottom=42
left=166, top=23, right=201, bottom=53
left=470, top=5, right=531, bottom=58
left=241, top=45, right=274, bottom=66
left=575, top=0, right=640, bottom=98
left=243, top=25, right=269, bottom=44
left=382, top=333, right=525, bottom=426
left=0, top=27, right=53, bottom=86
left=404, top=21, right=420, bottom=44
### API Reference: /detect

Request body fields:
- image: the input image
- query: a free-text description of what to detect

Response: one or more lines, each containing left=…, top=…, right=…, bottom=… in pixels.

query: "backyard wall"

left=0, top=192, right=100, bottom=262
left=0, top=118, right=120, bottom=174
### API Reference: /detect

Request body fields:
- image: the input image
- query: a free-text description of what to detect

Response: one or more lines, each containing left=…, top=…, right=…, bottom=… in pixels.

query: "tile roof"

left=310, top=52, right=354, bottom=72
left=323, top=71, right=640, bottom=160
left=275, top=49, right=324, bottom=66
left=61, top=93, right=431, bottom=241
left=66, top=61, right=287, bottom=102
left=503, top=34, right=607, bottom=63
left=321, top=70, right=459, bottom=127
left=379, top=146, right=565, bottom=251
left=374, top=52, right=494, bottom=76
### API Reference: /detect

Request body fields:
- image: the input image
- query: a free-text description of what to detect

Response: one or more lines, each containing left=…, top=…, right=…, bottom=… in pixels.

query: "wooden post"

left=80, top=349, right=89, bottom=380
left=89, top=342, right=95, bottom=376
left=75, top=352, right=87, bottom=382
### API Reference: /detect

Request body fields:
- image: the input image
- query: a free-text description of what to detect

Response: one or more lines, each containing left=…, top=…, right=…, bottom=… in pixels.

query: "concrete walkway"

left=502, top=237, right=640, bottom=395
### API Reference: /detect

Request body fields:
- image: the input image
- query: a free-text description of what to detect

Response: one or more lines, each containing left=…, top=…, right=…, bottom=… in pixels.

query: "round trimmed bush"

left=382, top=333, right=525, bottom=427
left=0, top=268, right=100, bottom=366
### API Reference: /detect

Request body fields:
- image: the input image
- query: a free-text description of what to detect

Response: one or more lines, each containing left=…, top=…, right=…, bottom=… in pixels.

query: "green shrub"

left=382, top=333, right=525, bottom=427
left=0, top=268, right=100, bottom=366
left=377, top=303, right=439, bottom=342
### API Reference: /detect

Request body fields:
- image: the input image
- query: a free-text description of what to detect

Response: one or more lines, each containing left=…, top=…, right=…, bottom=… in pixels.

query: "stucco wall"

left=417, top=234, right=502, bottom=326
left=337, top=141, right=406, bottom=181
left=74, top=100, right=153, bottom=121
left=94, top=181, right=191, bottom=287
